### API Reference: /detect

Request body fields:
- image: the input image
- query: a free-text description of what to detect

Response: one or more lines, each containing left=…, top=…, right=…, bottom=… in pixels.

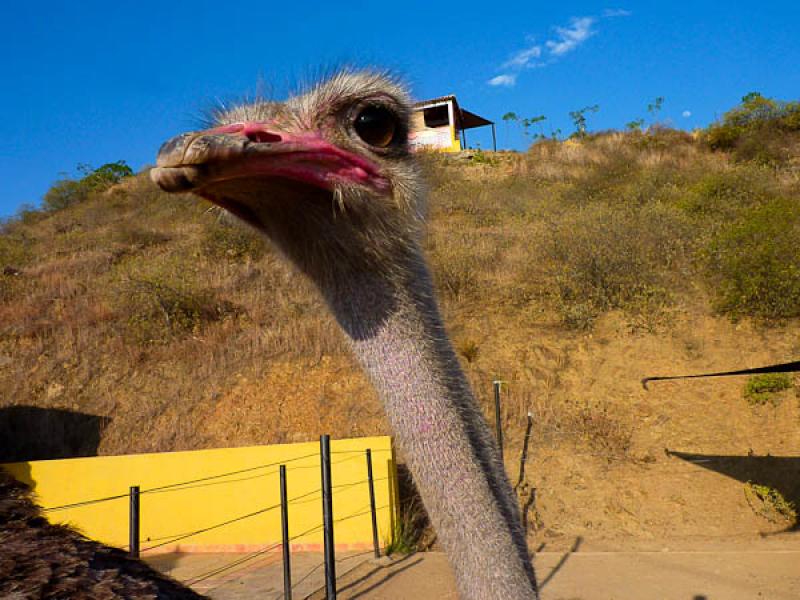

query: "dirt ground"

left=147, top=535, right=800, bottom=599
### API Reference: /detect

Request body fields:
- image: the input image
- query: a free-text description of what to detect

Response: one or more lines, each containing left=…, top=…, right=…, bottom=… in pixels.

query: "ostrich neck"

left=323, top=250, right=538, bottom=600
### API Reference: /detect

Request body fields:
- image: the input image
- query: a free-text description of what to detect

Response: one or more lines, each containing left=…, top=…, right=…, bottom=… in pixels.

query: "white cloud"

left=502, top=45, right=542, bottom=69
left=488, top=74, right=517, bottom=87
left=682, top=110, right=692, bottom=118
left=603, top=8, right=632, bottom=18
left=545, top=17, right=596, bottom=56
left=487, top=12, right=623, bottom=87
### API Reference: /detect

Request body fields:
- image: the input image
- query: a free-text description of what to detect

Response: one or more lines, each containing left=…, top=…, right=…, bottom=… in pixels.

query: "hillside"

left=2, top=95, right=800, bottom=546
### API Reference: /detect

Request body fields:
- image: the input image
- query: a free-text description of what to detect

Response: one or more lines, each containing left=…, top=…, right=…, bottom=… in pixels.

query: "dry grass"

left=2, top=129, right=799, bottom=463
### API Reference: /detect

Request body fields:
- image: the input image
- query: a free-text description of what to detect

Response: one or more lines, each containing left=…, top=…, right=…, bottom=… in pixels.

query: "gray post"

left=365, top=449, right=380, bottom=559
left=493, top=381, right=504, bottom=461
left=280, top=465, right=292, bottom=600
left=129, top=485, right=140, bottom=558
left=320, top=435, right=336, bottom=599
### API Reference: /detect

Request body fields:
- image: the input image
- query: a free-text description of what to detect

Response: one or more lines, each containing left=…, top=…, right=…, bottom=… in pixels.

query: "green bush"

left=678, top=165, right=774, bottom=219
left=743, top=373, right=793, bottom=406
left=470, top=149, right=498, bottom=166
left=703, top=92, right=800, bottom=164
left=706, top=198, right=800, bottom=320
left=744, top=482, right=797, bottom=524
left=0, top=230, right=33, bottom=267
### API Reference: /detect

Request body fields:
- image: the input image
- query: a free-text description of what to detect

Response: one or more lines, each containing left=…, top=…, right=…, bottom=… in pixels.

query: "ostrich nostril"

left=243, top=128, right=282, bottom=144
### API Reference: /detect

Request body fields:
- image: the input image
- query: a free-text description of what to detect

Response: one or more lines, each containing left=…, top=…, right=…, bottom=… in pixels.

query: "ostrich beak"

left=150, top=122, right=388, bottom=196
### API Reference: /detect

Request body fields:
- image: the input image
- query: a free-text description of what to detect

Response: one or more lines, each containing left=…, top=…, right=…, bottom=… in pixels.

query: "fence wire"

left=41, top=451, right=324, bottom=512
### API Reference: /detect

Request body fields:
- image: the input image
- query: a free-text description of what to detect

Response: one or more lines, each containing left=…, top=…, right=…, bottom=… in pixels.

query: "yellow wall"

left=3, top=436, right=397, bottom=554
left=410, top=107, right=462, bottom=153
left=448, top=126, right=463, bottom=152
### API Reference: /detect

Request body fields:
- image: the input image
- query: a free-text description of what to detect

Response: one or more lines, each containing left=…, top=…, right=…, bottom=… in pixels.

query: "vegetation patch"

left=705, top=198, right=800, bottom=320
left=545, top=204, right=687, bottom=328
left=42, top=161, right=133, bottom=211
left=743, top=373, right=793, bottom=406
left=384, top=501, right=424, bottom=555
left=110, top=254, right=237, bottom=344
left=678, top=165, right=775, bottom=220
left=201, top=222, right=266, bottom=262
left=744, top=482, right=797, bottom=525
left=703, top=92, right=800, bottom=165
left=457, top=339, right=480, bottom=363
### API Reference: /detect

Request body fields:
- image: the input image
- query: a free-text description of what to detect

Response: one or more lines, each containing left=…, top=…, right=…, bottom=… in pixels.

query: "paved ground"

left=146, top=550, right=373, bottom=599
left=146, top=540, right=800, bottom=599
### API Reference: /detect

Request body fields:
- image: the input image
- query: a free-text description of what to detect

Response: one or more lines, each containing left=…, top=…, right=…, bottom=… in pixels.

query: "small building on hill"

left=410, top=95, right=496, bottom=152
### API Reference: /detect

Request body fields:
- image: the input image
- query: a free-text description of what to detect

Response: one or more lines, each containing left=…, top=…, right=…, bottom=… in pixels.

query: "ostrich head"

left=151, top=71, right=424, bottom=289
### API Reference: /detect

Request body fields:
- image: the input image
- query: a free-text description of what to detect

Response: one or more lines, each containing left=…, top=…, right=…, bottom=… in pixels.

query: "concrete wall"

left=3, top=436, right=396, bottom=554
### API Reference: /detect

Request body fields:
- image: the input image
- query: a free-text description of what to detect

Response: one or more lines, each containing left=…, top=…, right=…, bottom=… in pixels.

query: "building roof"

left=460, top=109, right=493, bottom=129
left=413, top=95, right=457, bottom=108
left=413, top=95, right=494, bottom=130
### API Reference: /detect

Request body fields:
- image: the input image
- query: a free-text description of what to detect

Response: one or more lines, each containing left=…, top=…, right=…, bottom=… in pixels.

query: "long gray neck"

left=323, top=249, right=538, bottom=600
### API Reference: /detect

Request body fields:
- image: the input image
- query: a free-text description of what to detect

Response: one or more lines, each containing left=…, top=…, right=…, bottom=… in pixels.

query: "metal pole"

left=493, top=381, right=504, bottom=461
left=320, top=435, right=336, bottom=599
left=491, top=123, right=497, bottom=152
left=280, top=465, right=292, bottom=600
left=365, top=449, right=380, bottom=559
left=129, top=485, right=140, bottom=559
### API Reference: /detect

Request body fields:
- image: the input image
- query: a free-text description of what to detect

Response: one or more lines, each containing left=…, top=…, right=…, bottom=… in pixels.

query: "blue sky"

left=2, top=1, right=799, bottom=217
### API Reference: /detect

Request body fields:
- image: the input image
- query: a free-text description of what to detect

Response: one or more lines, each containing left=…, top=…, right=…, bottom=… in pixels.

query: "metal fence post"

left=320, top=435, right=336, bottom=599
left=280, top=465, right=292, bottom=600
left=365, top=449, right=380, bottom=559
left=493, top=380, right=504, bottom=460
left=129, top=485, right=140, bottom=559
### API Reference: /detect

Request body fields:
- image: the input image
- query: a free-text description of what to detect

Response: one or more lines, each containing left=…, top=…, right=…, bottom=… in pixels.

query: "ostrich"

left=0, top=471, right=205, bottom=599
left=151, top=70, right=539, bottom=599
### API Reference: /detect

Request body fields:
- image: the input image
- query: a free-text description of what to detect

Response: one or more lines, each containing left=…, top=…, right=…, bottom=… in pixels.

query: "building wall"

left=410, top=103, right=462, bottom=153
left=3, top=436, right=397, bottom=554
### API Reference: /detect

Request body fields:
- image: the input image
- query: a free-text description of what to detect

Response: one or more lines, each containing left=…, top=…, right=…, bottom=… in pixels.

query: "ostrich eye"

left=353, top=105, right=398, bottom=148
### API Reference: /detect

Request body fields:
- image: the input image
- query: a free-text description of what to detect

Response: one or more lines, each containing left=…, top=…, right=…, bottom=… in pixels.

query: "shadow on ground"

left=668, top=450, right=800, bottom=532
left=336, top=553, right=423, bottom=599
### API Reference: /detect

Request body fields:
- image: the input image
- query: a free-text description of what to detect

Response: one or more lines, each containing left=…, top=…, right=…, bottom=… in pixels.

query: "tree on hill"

left=704, top=92, right=800, bottom=152
left=42, top=161, right=133, bottom=211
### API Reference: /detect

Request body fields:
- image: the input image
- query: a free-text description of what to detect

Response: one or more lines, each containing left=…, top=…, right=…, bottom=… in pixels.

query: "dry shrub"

left=502, top=388, right=633, bottom=460
left=526, top=130, right=704, bottom=186
left=201, top=221, right=266, bottom=262
left=110, top=253, right=236, bottom=344
left=544, top=203, right=692, bottom=328
left=113, top=225, right=172, bottom=249
left=457, top=339, right=480, bottom=363
left=427, top=230, right=502, bottom=302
